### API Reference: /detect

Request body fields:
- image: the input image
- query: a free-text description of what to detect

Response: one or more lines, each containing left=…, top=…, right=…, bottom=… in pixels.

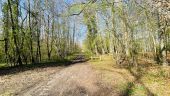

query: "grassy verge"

left=89, top=55, right=135, bottom=95
left=140, top=66, right=170, bottom=96
left=89, top=55, right=170, bottom=96
left=123, top=60, right=170, bottom=96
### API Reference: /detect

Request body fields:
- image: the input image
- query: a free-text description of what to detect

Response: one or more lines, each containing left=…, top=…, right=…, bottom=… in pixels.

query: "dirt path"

left=13, top=63, right=117, bottom=96
left=0, top=66, right=64, bottom=96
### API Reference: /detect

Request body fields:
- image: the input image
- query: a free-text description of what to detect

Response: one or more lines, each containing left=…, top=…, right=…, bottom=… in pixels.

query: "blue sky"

left=0, top=0, right=3, bottom=35
left=0, top=0, right=3, bottom=18
left=64, top=0, right=74, bottom=4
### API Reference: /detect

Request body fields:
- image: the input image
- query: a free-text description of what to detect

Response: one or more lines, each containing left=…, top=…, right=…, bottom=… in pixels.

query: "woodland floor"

left=0, top=55, right=170, bottom=96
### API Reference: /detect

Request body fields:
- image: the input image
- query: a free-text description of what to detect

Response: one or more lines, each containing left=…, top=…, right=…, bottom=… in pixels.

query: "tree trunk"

left=47, top=15, right=51, bottom=60
left=8, top=0, right=22, bottom=66
left=28, top=0, right=34, bottom=63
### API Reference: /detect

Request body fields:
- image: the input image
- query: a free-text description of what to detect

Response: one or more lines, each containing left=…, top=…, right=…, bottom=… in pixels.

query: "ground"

left=0, top=55, right=170, bottom=96
left=0, top=57, right=134, bottom=96
left=0, top=63, right=129, bottom=96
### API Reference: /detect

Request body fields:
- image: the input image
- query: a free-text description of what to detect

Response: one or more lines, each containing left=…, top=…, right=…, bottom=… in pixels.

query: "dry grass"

left=90, top=54, right=170, bottom=96
left=90, top=55, right=135, bottom=95
left=140, top=66, right=170, bottom=96
left=131, top=55, right=170, bottom=96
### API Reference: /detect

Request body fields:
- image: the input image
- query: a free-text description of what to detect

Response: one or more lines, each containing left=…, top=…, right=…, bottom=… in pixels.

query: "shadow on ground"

left=123, top=67, right=156, bottom=96
left=122, top=59, right=157, bottom=96
left=94, top=58, right=157, bottom=96
left=0, top=58, right=88, bottom=76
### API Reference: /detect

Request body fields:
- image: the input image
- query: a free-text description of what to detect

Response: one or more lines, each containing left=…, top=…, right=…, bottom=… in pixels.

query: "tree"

left=8, top=0, right=22, bottom=66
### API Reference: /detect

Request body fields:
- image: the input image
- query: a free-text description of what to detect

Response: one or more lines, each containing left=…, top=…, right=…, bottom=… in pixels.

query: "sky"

left=63, top=0, right=87, bottom=46
left=64, top=0, right=74, bottom=4
left=0, top=0, right=3, bottom=35
left=0, top=0, right=3, bottom=18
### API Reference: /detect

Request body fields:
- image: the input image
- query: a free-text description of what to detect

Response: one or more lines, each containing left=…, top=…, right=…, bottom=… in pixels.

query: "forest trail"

left=1, top=57, right=170, bottom=96
left=13, top=63, right=117, bottom=96
left=0, top=61, right=120, bottom=96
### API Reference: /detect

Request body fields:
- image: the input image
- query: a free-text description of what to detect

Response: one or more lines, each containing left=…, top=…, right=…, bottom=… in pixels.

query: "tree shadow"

left=123, top=66, right=156, bottom=96
left=0, top=58, right=89, bottom=76
left=102, top=57, right=157, bottom=96
left=122, top=58, right=158, bottom=96
left=96, top=67, right=154, bottom=96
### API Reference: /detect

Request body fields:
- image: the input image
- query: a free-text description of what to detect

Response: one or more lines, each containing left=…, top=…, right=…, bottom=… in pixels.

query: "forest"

left=0, top=0, right=170, bottom=96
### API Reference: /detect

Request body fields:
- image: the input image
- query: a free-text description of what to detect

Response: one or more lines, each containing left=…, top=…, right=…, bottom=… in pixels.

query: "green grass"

left=0, top=63, right=8, bottom=68
left=129, top=83, right=147, bottom=96
left=0, top=54, right=78, bottom=69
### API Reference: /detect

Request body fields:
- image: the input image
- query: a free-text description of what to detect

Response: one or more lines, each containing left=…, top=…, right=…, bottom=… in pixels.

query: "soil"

left=0, top=62, right=121, bottom=96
